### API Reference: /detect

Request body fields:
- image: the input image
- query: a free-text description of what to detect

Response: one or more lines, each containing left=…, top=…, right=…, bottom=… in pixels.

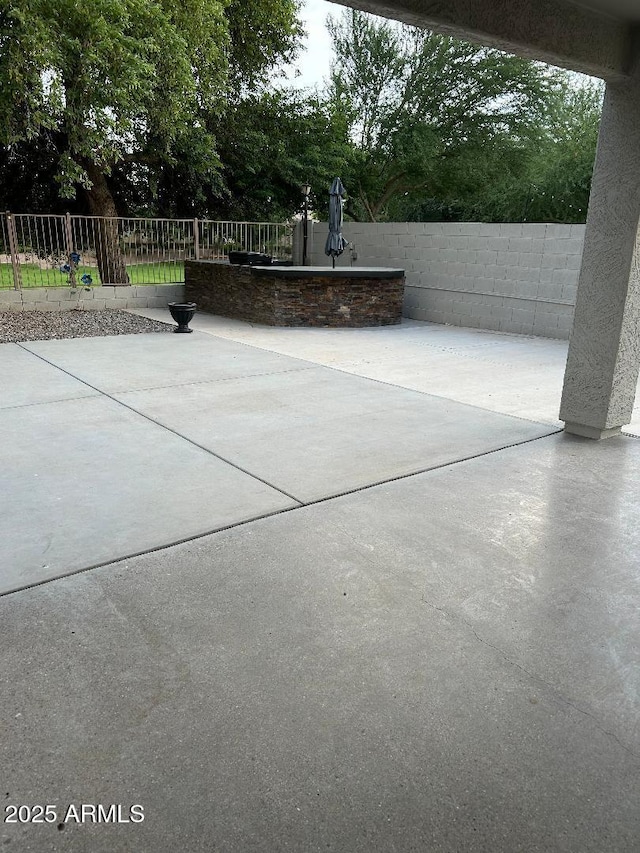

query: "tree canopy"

left=197, top=90, right=351, bottom=222
left=0, top=0, right=301, bottom=280
left=466, top=78, right=603, bottom=223
left=0, top=1, right=602, bottom=227
left=0, top=0, right=300, bottom=213
left=325, top=9, right=588, bottom=223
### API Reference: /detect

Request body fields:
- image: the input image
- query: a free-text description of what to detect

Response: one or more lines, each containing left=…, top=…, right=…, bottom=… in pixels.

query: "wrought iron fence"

left=0, top=213, right=293, bottom=289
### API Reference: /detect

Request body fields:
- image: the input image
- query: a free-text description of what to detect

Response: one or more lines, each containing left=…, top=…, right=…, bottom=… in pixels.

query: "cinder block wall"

left=304, top=222, right=584, bottom=339
left=0, top=284, right=185, bottom=312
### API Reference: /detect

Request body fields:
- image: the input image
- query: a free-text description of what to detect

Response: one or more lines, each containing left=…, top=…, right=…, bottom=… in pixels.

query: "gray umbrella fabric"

left=324, top=178, right=347, bottom=268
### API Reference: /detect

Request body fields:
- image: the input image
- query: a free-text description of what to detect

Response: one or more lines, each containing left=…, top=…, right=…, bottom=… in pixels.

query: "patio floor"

left=1, top=315, right=639, bottom=852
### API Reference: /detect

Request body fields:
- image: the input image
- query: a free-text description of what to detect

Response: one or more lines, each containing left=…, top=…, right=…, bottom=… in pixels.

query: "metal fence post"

left=5, top=212, right=22, bottom=290
left=194, top=218, right=200, bottom=260
left=64, top=211, right=77, bottom=287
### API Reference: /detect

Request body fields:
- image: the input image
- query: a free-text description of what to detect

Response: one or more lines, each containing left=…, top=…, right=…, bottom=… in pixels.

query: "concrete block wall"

left=0, top=284, right=185, bottom=312
left=304, top=221, right=585, bottom=339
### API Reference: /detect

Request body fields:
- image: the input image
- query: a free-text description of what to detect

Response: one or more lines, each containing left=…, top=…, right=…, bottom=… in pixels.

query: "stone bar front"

left=185, top=261, right=405, bottom=327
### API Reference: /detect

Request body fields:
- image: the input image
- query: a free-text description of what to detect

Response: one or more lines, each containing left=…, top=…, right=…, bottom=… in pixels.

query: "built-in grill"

left=228, top=250, right=272, bottom=266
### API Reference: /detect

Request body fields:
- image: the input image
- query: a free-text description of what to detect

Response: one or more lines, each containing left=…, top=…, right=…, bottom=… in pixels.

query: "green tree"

left=326, top=9, right=562, bottom=223
left=0, top=133, right=68, bottom=213
left=465, top=79, right=602, bottom=223
left=0, top=0, right=300, bottom=279
left=93, top=88, right=351, bottom=222
left=204, top=90, right=352, bottom=222
left=225, top=0, right=302, bottom=92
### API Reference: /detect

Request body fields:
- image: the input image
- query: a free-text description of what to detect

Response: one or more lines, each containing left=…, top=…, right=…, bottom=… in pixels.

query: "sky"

left=284, top=0, right=339, bottom=90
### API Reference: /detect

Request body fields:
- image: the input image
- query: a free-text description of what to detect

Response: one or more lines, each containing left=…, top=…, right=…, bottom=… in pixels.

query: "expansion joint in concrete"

left=16, top=342, right=305, bottom=506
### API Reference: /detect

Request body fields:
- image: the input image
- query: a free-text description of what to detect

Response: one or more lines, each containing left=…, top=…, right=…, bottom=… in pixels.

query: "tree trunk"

left=83, top=162, right=130, bottom=285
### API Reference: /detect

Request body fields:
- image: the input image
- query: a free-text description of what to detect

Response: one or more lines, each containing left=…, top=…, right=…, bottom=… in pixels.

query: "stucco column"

left=560, top=51, right=640, bottom=439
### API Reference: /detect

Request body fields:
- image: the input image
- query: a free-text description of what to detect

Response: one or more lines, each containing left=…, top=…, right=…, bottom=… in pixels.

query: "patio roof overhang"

left=329, top=0, right=639, bottom=81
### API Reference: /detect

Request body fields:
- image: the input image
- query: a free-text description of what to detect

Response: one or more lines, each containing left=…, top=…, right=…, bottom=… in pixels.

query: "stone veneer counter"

left=185, top=261, right=405, bottom=327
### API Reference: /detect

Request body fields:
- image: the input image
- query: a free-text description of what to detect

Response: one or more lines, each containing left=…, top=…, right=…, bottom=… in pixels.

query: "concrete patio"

left=1, top=315, right=639, bottom=852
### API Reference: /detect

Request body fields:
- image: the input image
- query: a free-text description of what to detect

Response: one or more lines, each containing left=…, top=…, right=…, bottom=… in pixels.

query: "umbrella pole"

left=332, top=257, right=336, bottom=269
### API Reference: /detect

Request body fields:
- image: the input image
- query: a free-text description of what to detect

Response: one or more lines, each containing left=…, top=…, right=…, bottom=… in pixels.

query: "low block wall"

left=185, top=260, right=404, bottom=327
left=302, top=221, right=584, bottom=339
left=0, top=284, right=185, bottom=312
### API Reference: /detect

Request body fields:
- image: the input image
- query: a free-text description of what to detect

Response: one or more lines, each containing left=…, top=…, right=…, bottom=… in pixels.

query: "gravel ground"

left=0, top=309, right=173, bottom=343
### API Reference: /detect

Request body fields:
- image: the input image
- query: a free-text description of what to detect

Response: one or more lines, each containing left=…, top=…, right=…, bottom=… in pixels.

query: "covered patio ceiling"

left=330, top=0, right=640, bottom=80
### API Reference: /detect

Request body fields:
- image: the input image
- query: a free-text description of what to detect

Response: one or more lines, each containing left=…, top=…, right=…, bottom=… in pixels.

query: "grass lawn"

left=0, top=261, right=185, bottom=289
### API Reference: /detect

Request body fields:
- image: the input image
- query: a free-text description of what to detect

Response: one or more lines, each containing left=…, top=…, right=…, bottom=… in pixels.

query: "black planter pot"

left=168, top=302, right=197, bottom=333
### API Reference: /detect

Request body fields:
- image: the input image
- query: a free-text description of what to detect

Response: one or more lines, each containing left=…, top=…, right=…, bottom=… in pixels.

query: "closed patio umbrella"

left=324, top=178, right=347, bottom=268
